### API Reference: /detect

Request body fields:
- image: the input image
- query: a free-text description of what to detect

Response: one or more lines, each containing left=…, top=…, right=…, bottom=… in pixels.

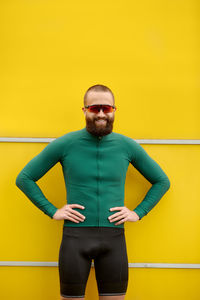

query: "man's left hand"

left=108, top=206, right=140, bottom=225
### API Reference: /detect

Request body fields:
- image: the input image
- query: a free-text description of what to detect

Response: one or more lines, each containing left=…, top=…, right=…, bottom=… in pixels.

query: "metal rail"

left=0, top=261, right=199, bottom=269
left=0, top=137, right=200, bottom=144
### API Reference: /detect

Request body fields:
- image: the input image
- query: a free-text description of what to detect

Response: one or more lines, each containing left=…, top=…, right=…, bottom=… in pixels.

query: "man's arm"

left=15, top=137, right=64, bottom=218
left=130, top=140, right=170, bottom=220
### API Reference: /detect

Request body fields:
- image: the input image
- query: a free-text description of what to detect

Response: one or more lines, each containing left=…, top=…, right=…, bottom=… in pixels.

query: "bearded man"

left=16, top=84, right=170, bottom=300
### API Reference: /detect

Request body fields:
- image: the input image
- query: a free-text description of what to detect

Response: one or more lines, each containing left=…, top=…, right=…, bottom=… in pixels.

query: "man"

left=16, top=84, right=170, bottom=300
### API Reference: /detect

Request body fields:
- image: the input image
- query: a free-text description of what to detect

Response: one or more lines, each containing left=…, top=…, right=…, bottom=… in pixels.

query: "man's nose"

left=97, top=109, right=106, bottom=117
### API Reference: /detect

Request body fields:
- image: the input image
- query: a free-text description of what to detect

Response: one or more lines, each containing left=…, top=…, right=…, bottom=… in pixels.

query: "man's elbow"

left=162, top=176, right=171, bottom=192
left=15, top=172, right=26, bottom=189
left=16, top=173, right=21, bottom=188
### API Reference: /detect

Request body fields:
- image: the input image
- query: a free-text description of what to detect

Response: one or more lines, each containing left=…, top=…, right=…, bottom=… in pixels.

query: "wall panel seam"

left=0, top=261, right=200, bottom=268
left=0, top=137, right=200, bottom=144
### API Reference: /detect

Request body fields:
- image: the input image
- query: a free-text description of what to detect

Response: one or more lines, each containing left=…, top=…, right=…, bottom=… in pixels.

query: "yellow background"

left=0, top=0, right=199, bottom=299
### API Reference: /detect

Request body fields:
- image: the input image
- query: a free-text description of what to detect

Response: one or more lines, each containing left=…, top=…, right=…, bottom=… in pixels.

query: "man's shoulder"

left=112, top=131, right=144, bottom=161
left=50, top=128, right=83, bottom=146
left=112, top=131, right=139, bottom=145
left=58, top=128, right=83, bottom=139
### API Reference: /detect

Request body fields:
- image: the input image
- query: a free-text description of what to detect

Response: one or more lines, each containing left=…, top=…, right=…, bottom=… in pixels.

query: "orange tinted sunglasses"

left=85, top=104, right=116, bottom=114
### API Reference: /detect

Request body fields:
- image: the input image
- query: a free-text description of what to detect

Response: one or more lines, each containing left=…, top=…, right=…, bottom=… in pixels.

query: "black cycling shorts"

left=58, top=226, right=129, bottom=298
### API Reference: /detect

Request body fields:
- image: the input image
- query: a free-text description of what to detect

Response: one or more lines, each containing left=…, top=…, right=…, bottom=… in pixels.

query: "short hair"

left=84, top=84, right=115, bottom=106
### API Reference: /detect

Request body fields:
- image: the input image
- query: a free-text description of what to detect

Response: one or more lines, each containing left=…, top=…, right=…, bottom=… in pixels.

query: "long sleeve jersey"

left=16, top=127, right=170, bottom=228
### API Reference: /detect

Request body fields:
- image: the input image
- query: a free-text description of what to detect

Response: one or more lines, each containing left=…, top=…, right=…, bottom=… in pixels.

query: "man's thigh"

left=58, top=228, right=92, bottom=298
left=94, top=229, right=128, bottom=297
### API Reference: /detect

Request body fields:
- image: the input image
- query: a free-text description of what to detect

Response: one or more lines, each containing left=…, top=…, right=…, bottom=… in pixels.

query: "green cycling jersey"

left=16, top=127, right=170, bottom=227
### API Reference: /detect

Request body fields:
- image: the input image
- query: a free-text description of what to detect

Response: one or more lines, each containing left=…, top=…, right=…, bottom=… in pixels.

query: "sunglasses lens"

left=103, top=105, right=113, bottom=113
left=88, top=105, right=114, bottom=113
left=88, top=106, right=100, bottom=113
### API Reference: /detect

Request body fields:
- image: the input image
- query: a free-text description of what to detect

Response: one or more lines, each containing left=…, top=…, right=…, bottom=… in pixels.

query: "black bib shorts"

left=58, top=226, right=129, bottom=298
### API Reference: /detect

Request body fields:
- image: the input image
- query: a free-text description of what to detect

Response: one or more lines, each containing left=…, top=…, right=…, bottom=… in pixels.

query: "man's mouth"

left=95, top=119, right=107, bottom=125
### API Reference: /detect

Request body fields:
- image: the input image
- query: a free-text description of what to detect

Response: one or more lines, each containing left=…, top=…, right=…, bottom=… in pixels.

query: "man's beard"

left=86, top=116, right=114, bottom=137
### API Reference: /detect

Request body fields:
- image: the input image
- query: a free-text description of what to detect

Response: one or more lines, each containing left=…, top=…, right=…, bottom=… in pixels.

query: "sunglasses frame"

left=84, top=104, right=116, bottom=113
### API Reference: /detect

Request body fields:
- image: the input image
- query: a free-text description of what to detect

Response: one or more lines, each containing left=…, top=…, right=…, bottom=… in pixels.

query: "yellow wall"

left=0, top=0, right=199, bottom=299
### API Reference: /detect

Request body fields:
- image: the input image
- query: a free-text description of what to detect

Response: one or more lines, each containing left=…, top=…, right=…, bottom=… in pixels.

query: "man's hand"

left=52, top=204, right=86, bottom=223
left=108, top=206, right=140, bottom=225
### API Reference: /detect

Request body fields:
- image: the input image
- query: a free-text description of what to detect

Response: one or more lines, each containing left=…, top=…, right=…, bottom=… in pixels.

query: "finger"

left=65, top=215, right=80, bottom=223
left=109, top=214, right=126, bottom=222
left=115, top=218, right=127, bottom=225
left=110, top=207, right=123, bottom=211
left=109, top=211, right=124, bottom=220
left=69, top=204, right=85, bottom=209
left=67, top=212, right=85, bottom=222
left=69, top=209, right=86, bottom=219
left=67, top=206, right=86, bottom=218
left=109, top=210, right=124, bottom=218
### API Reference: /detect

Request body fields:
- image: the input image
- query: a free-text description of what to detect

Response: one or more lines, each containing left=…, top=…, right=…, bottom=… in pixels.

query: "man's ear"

left=82, top=107, right=86, bottom=116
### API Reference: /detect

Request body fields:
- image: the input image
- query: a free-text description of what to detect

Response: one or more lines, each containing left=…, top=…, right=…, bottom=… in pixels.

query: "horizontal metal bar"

left=0, top=137, right=55, bottom=143
left=0, top=261, right=200, bottom=269
left=0, top=261, right=58, bottom=267
left=0, top=137, right=200, bottom=145
left=136, top=139, right=200, bottom=145
left=128, top=263, right=200, bottom=269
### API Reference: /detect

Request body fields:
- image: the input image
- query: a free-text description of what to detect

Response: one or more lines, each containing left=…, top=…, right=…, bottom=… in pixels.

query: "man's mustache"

left=94, top=118, right=108, bottom=121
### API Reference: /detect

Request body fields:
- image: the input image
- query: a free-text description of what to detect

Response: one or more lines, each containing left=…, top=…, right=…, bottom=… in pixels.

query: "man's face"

left=82, top=91, right=116, bottom=137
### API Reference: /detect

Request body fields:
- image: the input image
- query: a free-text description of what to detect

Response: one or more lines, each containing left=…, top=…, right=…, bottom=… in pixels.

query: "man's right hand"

left=52, top=204, right=86, bottom=223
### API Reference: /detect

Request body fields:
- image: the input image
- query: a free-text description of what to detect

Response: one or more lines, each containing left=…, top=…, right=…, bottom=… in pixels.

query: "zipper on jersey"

left=97, top=136, right=102, bottom=226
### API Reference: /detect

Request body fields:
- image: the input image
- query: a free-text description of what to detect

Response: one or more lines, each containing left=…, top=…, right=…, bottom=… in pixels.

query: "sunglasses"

left=84, top=104, right=116, bottom=114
